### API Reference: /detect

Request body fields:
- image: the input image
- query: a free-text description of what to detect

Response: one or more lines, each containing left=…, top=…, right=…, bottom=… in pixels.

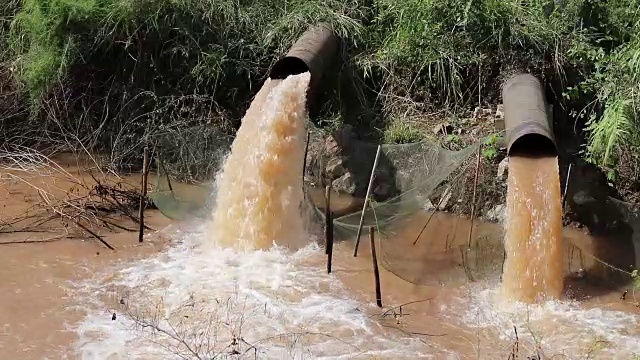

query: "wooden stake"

left=370, top=226, right=382, bottom=307
left=325, top=184, right=332, bottom=255
left=325, top=185, right=334, bottom=273
left=353, top=145, right=382, bottom=257
left=467, top=146, right=481, bottom=249
left=138, top=146, right=149, bottom=243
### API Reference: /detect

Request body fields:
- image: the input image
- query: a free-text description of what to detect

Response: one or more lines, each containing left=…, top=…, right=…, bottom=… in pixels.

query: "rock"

left=495, top=104, right=504, bottom=119
left=473, top=107, right=481, bottom=119
left=325, top=157, right=346, bottom=179
left=325, top=125, right=357, bottom=155
left=473, top=107, right=493, bottom=120
left=438, top=186, right=453, bottom=210
left=486, top=204, right=506, bottom=222
left=495, top=104, right=505, bottom=130
left=424, top=199, right=436, bottom=211
left=572, top=190, right=596, bottom=205
left=325, top=136, right=340, bottom=155
left=373, top=181, right=393, bottom=199
left=332, top=173, right=357, bottom=195
left=334, top=124, right=356, bottom=148
left=497, top=157, right=509, bottom=180
left=432, top=123, right=454, bottom=135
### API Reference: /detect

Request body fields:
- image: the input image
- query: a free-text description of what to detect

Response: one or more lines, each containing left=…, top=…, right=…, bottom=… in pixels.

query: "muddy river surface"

left=1, top=161, right=639, bottom=359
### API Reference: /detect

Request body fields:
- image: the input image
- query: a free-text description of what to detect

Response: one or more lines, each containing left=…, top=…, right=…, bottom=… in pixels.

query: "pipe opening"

left=270, top=57, right=310, bottom=80
left=508, top=134, right=557, bottom=158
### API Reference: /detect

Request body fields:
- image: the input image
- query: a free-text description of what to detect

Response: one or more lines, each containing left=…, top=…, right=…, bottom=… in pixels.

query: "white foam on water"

left=71, top=223, right=439, bottom=359
left=456, top=283, right=640, bottom=358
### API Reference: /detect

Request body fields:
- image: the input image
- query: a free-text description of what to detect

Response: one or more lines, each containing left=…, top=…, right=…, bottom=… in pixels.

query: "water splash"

left=210, top=73, right=310, bottom=251
left=73, top=224, right=437, bottom=359
left=501, top=155, right=564, bottom=302
left=458, top=284, right=640, bottom=359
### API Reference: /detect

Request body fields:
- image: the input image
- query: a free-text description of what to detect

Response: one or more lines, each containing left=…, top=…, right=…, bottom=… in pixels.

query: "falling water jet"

left=208, top=24, right=338, bottom=252
left=500, top=74, right=564, bottom=303
left=209, top=74, right=311, bottom=251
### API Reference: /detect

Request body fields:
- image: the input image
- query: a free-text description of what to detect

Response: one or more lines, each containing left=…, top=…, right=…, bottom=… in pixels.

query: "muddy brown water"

left=0, top=155, right=173, bottom=359
left=1, top=153, right=638, bottom=359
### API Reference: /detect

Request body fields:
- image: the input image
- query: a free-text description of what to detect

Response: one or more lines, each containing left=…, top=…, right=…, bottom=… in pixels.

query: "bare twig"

left=26, top=179, right=117, bottom=250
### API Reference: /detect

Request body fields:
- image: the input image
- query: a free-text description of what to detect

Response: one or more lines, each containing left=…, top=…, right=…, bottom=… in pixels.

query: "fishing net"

left=563, top=194, right=640, bottom=286
left=151, top=125, right=232, bottom=220
left=149, top=121, right=638, bottom=288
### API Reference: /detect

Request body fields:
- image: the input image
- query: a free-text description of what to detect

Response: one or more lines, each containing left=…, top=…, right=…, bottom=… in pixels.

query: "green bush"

left=9, top=0, right=363, bottom=103
left=1, top=0, right=639, bottom=179
left=3, top=0, right=363, bottom=167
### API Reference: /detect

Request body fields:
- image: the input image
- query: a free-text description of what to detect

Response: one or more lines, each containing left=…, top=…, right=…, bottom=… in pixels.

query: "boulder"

left=325, top=136, right=341, bottom=155
left=496, top=157, right=509, bottom=181
left=332, top=173, right=357, bottom=195
left=335, top=124, right=356, bottom=148
left=373, top=181, right=394, bottom=199
left=325, top=156, right=346, bottom=179
left=486, top=204, right=506, bottom=222
left=424, top=199, right=436, bottom=212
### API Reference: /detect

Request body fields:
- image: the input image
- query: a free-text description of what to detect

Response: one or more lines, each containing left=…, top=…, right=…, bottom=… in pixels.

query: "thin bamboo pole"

left=353, top=145, right=382, bottom=257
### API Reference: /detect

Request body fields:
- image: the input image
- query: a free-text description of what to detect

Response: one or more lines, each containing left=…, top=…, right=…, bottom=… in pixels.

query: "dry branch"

left=1, top=147, right=157, bottom=249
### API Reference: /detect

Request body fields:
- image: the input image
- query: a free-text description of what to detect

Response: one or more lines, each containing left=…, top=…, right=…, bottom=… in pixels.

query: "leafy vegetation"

left=0, top=0, right=639, bottom=185
left=383, top=121, right=424, bottom=144
left=481, top=133, right=503, bottom=161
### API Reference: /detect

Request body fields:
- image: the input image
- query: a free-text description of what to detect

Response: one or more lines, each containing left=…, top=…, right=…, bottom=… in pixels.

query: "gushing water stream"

left=501, top=155, right=565, bottom=302
left=210, top=75, right=308, bottom=250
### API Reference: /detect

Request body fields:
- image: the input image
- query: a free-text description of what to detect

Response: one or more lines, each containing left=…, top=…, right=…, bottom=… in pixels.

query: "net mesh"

left=149, top=121, right=638, bottom=288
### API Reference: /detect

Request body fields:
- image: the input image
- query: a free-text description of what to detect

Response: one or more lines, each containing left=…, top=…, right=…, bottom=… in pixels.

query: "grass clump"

left=357, top=0, right=586, bottom=112
left=383, top=121, right=423, bottom=144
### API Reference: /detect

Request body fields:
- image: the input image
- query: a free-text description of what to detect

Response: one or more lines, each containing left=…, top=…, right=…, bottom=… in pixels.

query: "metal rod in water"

left=138, top=146, right=149, bottom=243
left=353, top=145, right=382, bottom=257
left=370, top=226, right=382, bottom=307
